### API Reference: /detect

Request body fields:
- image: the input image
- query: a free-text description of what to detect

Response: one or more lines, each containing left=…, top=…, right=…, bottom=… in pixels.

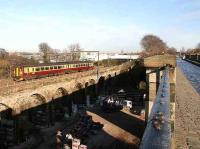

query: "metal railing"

left=140, top=67, right=171, bottom=149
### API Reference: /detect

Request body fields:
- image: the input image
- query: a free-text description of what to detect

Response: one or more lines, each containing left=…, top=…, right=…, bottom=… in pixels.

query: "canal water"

left=177, top=59, right=200, bottom=94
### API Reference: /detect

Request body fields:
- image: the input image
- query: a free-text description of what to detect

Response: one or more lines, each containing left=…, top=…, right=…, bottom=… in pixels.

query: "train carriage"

left=12, top=61, right=94, bottom=81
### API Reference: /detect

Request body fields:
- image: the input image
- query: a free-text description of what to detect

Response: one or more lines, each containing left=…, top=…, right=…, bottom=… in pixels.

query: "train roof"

left=16, top=61, right=93, bottom=67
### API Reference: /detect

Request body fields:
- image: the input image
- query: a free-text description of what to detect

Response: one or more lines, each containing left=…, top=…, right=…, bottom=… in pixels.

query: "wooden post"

left=169, top=67, right=176, bottom=149
left=145, top=69, right=158, bottom=122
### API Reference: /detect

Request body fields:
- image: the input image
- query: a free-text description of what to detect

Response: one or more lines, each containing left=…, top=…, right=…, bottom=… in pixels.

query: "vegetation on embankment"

left=94, top=59, right=131, bottom=67
left=0, top=54, right=38, bottom=78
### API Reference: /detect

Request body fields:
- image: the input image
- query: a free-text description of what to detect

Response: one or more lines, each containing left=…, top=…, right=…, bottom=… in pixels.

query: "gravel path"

left=86, top=108, right=145, bottom=149
left=175, top=68, right=200, bottom=149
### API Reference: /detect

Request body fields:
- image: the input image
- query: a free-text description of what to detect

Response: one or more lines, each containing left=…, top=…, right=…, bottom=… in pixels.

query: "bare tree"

left=186, top=48, right=200, bottom=54
left=140, top=34, right=167, bottom=57
left=196, top=43, right=200, bottom=49
left=167, top=47, right=177, bottom=55
left=52, top=49, right=60, bottom=62
left=68, top=43, right=81, bottom=61
left=39, top=42, right=51, bottom=63
left=0, top=48, right=8, bottom=59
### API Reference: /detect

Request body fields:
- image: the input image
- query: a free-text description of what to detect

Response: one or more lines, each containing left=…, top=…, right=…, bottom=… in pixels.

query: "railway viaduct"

left=0, top=55, right=178, bottom=148
left=0, top=63, right=133, bottom=115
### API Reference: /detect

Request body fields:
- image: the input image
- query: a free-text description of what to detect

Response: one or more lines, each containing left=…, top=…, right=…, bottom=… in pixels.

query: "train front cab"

left=13, top=66, right=24, bottom=81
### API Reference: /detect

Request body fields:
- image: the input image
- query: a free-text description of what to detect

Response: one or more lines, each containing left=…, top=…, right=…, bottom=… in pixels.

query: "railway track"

left=0, top=65, right=124, bottom=96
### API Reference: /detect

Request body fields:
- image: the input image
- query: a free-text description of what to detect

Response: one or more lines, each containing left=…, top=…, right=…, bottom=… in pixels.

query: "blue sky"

left=0, top=0, right=200, bottom=52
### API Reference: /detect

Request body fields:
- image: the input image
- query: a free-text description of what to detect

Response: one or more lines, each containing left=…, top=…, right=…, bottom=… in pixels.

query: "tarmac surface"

left=175, top=64, right=200, bottom=149
left=177, top=59, right=200, bottom=94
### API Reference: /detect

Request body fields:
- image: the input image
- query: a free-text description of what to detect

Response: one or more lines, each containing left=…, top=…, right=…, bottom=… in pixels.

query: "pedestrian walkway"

left=175, top=68, right=200, bottom=149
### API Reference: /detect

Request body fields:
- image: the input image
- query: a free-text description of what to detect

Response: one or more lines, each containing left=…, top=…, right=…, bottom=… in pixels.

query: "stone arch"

left=107, top=74, right=112, bottom=79
left=97, top=76, right=105, bottom=94
left=54, top=87, right=68, bottom=99
left=30, top=93, right=46, bottom=105
left=85, top=82, right=89, bottom=88
left=0, top=103, right=12, bottom=110
left=73, top=82, right=85, bottom=105
left=0, top=102, right=16, bottom=119
left=98, top=76, right=105, bottom=83
left=52, top=87, right=71, bottom=122
left=75, top=82, right=83, bottom=90
left=105, top=74, right=113, bottom=95
left=89, top=79, right=96, bottom=85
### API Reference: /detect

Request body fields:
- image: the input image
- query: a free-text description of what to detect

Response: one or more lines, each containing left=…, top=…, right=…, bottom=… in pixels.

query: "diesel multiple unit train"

left=12, top=61, right=94, bottom=81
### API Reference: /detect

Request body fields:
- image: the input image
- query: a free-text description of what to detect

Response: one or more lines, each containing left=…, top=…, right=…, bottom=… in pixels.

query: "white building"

left=80, top=52, right=139, bottom=61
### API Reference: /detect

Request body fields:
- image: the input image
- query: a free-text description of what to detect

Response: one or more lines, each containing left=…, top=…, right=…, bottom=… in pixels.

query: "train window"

left=45, top=67, right=49, bottom=70
left=41, top=67, right=44, bottom=70
left=58, top=66, right=62, bottom=69
left=36, top=67, right=40, bottom=71
left=54, top=66, right=57, bottom=69
left=50, top=66, right=53, bottom=70
left=32, top=68, right=34, bottom=72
